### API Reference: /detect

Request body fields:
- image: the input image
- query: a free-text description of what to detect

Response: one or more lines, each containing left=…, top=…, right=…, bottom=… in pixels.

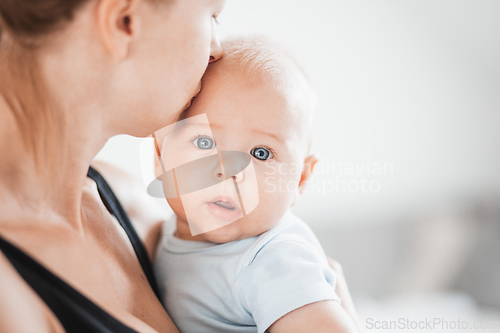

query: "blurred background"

left=95, top=0, right=500, bottom=331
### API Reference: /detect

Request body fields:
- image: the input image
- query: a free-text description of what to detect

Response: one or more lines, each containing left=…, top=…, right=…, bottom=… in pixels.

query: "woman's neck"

left=0, top=96, right=108, bottom=232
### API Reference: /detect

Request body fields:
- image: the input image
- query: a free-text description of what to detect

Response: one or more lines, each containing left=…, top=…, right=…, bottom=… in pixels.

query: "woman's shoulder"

left=0, top=252, right=65, bottom=333
left=89, top=161, right=168, bottom=260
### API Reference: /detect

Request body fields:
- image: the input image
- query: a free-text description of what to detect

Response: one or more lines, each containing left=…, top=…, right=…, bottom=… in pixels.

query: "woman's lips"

left=205, top=195, right=242, bottom=221
left=183, top=97, right=195, bottom=111
left=183, top=85, right=202, bottom=110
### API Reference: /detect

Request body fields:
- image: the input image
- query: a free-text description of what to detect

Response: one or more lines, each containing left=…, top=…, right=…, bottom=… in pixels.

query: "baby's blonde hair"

left=220, top=37, right=316, bottom=154
left=222, top=37, right=314, bottom=97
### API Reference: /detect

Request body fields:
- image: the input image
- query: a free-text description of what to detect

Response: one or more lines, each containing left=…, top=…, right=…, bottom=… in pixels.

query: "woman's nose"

left=209, top=26, right=223, bottom=63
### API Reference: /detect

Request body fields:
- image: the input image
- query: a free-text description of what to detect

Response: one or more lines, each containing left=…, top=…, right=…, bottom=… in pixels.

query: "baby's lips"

left=205, top=199, right=243, bottom=222
left=208, top=194, right=241, bottom=211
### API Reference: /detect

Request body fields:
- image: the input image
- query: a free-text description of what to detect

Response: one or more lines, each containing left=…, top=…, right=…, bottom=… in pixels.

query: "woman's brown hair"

left=0, top=0, right=89, bottom=167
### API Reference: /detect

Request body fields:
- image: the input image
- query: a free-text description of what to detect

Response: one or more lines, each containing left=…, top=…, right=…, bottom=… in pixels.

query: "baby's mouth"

left=205, top=195, right=242, bottom=221
left=212, top=200, right=235, bottom=210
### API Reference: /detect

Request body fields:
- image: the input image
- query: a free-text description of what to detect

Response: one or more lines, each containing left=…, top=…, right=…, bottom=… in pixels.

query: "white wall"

left=95, top=0, right=500, bottom=228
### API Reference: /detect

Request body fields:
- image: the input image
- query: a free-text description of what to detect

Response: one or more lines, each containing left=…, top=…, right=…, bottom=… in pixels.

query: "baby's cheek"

left=256, top=163, right=299, bottom=210
left=259, top=162, right=301, bottom=193
left=167, top=197, right=187, bottom=221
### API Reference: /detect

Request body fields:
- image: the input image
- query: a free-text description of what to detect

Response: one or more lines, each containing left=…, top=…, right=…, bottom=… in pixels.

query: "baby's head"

left=162, top=37, right=318, bottom=243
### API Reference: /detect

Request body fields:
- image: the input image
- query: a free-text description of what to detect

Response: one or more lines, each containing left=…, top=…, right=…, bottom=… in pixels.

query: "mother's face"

left=119, top=0, right=225, bottom=136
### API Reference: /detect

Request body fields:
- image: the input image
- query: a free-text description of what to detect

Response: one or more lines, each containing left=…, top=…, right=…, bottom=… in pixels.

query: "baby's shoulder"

left=241, top=212, right=326, bottom=268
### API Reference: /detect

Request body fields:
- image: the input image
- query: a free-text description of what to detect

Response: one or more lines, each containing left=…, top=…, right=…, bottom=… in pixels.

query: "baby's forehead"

left=186, top=38, right=315, bottom=152
left=217, top=38, right=308, bottom=93
left=217, top=39, right=315, bottom=121
left=215, top=60, right=312, bottom=125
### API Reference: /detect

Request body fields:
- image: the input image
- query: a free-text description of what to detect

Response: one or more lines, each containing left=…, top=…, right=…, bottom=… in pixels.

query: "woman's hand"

left=327, top=257, right=364, bottom=331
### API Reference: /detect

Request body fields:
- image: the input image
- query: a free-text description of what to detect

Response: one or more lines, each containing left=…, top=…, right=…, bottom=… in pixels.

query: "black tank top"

left=0, top=167, right=161, bottom=332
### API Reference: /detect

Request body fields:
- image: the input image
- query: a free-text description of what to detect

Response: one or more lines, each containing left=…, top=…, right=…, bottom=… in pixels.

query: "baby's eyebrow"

left=251, top=129, right=282, bottom=143
left=172, top=122, right=213, bottom=134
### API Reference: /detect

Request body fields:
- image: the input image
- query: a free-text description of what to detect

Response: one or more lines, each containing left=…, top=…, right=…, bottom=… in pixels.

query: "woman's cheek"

left=190, top=20, right=213, bottom=69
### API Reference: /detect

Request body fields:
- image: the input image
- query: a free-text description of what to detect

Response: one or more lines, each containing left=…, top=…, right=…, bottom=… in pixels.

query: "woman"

left=0, top=0, right=360, bottom=332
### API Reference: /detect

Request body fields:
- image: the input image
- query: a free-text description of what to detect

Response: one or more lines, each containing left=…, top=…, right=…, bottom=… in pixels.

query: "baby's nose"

left=212, top=169, right=224, bottom=181
left=232, top=172, right=244, bottom=184
left=209, top=156, right=224, bottom=181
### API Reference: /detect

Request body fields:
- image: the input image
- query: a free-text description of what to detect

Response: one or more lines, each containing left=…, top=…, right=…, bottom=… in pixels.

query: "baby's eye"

left=193, top=136, right=215, bottom=150
left=251, top=147, right=272, bottom=161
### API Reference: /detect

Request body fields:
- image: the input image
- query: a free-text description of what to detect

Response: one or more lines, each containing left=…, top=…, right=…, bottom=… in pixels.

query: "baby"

left=152, top=38, right=355, bottom=333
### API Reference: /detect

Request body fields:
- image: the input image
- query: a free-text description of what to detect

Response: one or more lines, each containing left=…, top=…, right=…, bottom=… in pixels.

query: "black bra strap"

left=0, top=235, right=138, bottom=333
left=87, top=166, right=161, bottom=301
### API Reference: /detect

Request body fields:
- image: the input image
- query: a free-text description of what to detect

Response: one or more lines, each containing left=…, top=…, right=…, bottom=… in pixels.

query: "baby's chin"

left=197, top=216, right=276, bottom=244
left=198, top=231, right=240, bottom=244
left=196, top=224, right=252, bottom=244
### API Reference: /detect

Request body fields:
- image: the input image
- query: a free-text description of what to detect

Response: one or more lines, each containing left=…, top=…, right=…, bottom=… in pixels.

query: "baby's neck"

left=174, top=217, right=208, bottom=242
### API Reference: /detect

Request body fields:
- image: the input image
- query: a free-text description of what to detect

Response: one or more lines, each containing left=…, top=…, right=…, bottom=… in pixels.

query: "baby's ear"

left=292, top=155, right=318, bottom=206
left=298, top=154, right=318, bottom=194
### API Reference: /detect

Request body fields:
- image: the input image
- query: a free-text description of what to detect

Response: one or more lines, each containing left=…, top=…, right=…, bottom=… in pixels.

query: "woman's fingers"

left=327, top=257, right=363, bottom=330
